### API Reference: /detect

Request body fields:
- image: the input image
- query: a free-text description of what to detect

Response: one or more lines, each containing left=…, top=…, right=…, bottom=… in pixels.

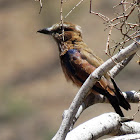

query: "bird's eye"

left=53, top=26, right=74, bottom=36
left=59, top=26, right=73, bottom=32
left=64, top=28, right=73, bottom=31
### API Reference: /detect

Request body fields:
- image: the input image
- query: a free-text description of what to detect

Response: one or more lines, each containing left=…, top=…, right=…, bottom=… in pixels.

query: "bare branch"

left=90, top=0, right=109, bottom=21
left=105, top=134, right=140, bottom=140
left=60, top=0, right=65, bottom=42
left=105, top=26, right=113, bottom=55
left=65, top=0, right=85, bottom=19
left=67, top=90, right=140, bottom=130
left=110, top=53, right=136, bottom=78
left=90, top=0, right=139, bottom=56
left=35, top=0, right=42, bottom=14
left=65, top=113, right=140, bottom=140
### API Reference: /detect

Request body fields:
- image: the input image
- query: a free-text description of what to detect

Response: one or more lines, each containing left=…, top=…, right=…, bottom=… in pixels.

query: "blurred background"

left=0, top=0, right=139, bottom=139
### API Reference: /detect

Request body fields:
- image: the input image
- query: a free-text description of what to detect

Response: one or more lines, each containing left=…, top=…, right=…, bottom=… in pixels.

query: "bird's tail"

left=105, top=93, right=125, bottom=117
left=93, top=83, right=130, bottom=117
left=110, top=78, right=131, bottom=111
left=93, top=86, right=124, bottom=117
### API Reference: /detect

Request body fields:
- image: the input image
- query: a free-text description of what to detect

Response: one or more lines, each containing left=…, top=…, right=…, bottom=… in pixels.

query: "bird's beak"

left=37, top=28, right=52, bottom=35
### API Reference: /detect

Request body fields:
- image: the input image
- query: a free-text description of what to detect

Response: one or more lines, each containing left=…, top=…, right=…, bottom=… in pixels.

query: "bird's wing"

left=79, top=47, right=116, bottom=95
left=61, top=48, right=130, bottom=117
left=61, top=47, right=115, bottom=95
left=80, top=47, right=104, bottom=67
left=79, top=48, right=130, bottom=111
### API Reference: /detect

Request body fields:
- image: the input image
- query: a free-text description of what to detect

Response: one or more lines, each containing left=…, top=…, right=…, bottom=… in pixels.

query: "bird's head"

left=37, top=22, right=83, bottom=44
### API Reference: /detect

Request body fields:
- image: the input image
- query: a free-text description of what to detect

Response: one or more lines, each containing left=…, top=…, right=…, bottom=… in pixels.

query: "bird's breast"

left=60, top=48, right=95, bottom=87
left=60, top=49, right=84, bottom=87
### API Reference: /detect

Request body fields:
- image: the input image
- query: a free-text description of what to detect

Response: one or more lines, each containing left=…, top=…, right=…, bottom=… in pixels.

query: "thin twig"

left=35, top=0, right=43, bottom=14
left=60, top=0, right=64, bottom=42
left=136, top=53, right=140, bottom=64
left=65, top=0, right=85, bottom=18
left=105, top=25, right=113, bottom=55
left=132, top=101, right=140, bottom=119
left=90, top=0, right=109, bottom=21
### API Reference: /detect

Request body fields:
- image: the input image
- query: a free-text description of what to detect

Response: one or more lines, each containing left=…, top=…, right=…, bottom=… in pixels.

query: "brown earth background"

left=0, top=0, right=139, bottom=140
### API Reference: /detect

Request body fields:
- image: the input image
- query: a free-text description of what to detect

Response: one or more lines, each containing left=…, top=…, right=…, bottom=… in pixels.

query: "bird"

left=37, top=22, right=131, bottom=117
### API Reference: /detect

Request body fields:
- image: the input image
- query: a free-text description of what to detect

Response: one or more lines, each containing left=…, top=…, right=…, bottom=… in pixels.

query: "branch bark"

left=105, top=134, right=140, bottom=140
left=65, top=113, right=140, bottom=140
left=110, top=53, right=136, bottom=78
left=66, top=90, right=140, bottom=130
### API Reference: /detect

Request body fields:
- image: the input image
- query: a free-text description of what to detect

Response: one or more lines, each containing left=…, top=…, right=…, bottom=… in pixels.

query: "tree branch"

left=110, top=53, right=136, bottom=78
left=65, top=113, right=140, bottom=140
left=68, top=90, right=140, bottom=130
left=105, top=134, right=140, bottom=140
